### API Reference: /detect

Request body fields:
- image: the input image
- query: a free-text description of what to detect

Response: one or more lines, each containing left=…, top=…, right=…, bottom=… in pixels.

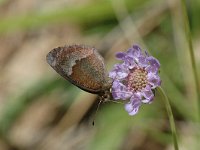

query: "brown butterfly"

left=46, top=44, right=112, bottom=100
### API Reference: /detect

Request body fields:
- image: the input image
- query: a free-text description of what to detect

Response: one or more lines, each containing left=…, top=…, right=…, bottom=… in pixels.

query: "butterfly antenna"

left=92, top=99, right=103, bottom=126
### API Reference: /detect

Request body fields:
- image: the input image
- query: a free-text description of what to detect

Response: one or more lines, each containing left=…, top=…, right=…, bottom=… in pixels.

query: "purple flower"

left=109, top=45, right=161, bottom=115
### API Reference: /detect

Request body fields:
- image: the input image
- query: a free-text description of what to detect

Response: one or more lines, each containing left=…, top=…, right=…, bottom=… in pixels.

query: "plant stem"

left=180, top=0, right=200, bottom=121
left=157, top=87, right=179, bottom=150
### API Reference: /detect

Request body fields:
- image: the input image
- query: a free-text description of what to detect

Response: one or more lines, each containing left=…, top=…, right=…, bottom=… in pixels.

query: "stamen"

left=127, top=67, right=147, bottom=91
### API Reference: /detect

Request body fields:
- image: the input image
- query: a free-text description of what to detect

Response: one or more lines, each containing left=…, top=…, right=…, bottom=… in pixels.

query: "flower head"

left=109, top=45, right=161, bottom=115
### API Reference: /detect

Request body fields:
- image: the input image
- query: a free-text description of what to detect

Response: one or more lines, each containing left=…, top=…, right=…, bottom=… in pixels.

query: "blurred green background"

left=0, top=0, right=200, bottom=149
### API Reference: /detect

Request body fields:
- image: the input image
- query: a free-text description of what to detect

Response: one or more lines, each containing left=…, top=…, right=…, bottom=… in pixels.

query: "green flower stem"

left=181, top=0, right=200, bottom=121
left=157, top=87, right=179, bottom=150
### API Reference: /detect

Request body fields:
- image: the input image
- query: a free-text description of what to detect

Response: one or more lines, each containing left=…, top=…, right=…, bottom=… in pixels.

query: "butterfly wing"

left=46, top=45, right=110, bottom=94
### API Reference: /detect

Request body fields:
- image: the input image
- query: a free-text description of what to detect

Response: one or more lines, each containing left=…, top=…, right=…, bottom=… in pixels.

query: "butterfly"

left=46, top=44, right=112, bottom=100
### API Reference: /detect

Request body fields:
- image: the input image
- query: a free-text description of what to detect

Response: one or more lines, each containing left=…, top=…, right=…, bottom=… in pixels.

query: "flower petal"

left=125, top=102, right=133, bottom=113
left=147, top=73, right=161, bottom=89
left=116, top=52, right=126, bottom=60
left=138, top=56, right=149, bottom=67
left=124, top=56, right=136, bottom=69
left=148, top=56, right=160, bottom=67
left=147, top=56, right=160, bottom=73
left=115, top=51, right=137, bottom=69
left=109, top=71, right=117, bottom=79
left=132, top=45, right=142, bottom=54
left=141, top=86, right=154, bottom=103
left=125, top=96, right=141, bottom=115
left=127, top=45, right=142, bottom=58
left=129, top=107, right=140, bottom=115
left=112, top=80, right=132, bottom=100
left=109, top=63, right=129, bottom=80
